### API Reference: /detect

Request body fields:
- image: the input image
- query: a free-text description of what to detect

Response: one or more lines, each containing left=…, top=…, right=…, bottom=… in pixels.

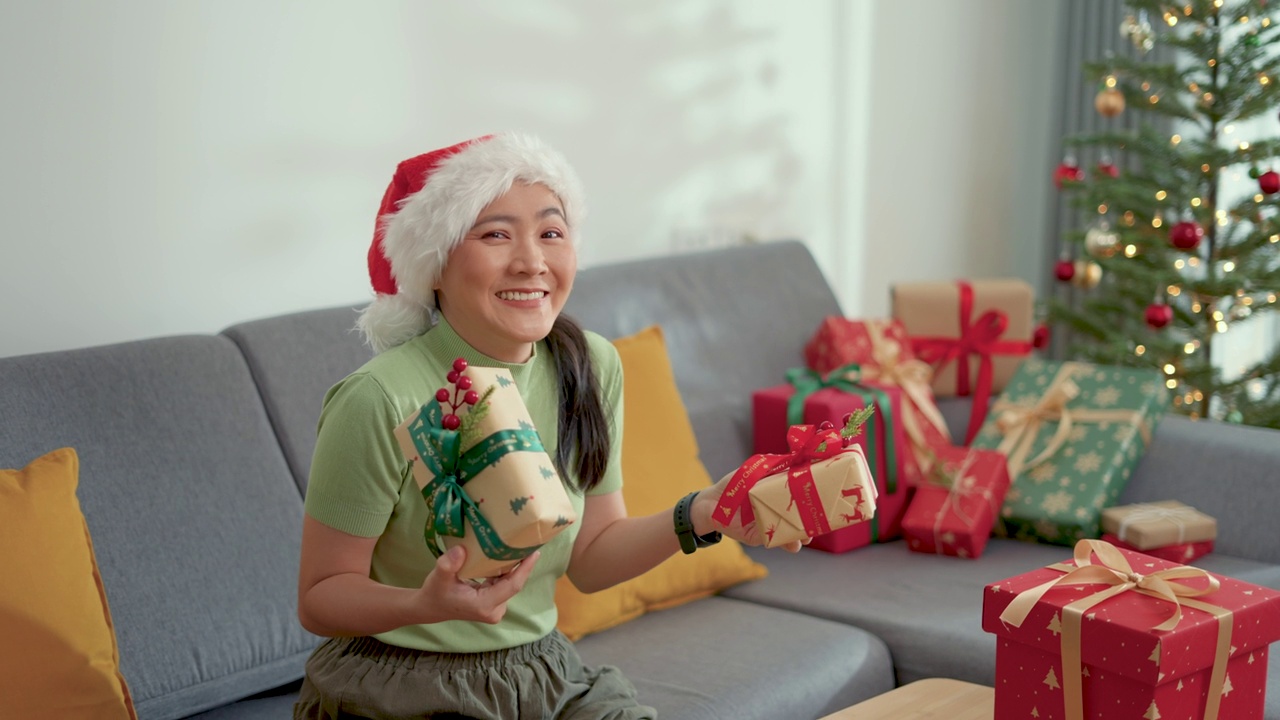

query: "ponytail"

left=543, top=314, right=611, bottom=493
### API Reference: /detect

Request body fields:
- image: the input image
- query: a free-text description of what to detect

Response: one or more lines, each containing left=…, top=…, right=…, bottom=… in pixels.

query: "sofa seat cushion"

left=724, top=539, right=1280, bottom=688
left=574, top=596, right=893, bottom=720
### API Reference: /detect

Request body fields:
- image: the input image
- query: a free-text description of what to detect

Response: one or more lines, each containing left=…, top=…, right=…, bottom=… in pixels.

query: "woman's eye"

left=482, top=230, right=509, bottom=240
left=542, top=229, right=564, bottom=239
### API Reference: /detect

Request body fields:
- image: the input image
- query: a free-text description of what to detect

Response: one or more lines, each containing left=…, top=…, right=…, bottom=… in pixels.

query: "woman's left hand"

left=692, top=470, right=810, bottom=553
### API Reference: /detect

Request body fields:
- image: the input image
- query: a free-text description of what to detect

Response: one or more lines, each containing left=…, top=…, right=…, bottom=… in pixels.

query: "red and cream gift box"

left=803, top=317, right=953, bottom=476
left=900, top=446, right=1010, bottom=559
left=891, top=279, right=1034, bottom=443
left=1100, top=533, right=1215, bottom=564
left=752, top=379, right=914, bottom=552
left=982, top=539, right=1280, bottom=720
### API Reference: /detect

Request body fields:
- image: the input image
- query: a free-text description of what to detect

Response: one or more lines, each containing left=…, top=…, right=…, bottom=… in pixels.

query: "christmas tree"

left=1048, top=0, right=1280, bottom=428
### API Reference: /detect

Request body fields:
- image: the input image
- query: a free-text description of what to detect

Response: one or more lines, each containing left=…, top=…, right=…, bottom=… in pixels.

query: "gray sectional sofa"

left=3, top=240, right=1277, bottom=719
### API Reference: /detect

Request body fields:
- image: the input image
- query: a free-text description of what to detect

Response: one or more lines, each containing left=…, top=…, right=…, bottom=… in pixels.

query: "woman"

left=295, top=133, right=798, bottom=719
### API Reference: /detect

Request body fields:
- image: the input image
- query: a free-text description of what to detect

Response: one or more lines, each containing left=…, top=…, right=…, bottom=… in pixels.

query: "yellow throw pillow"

left=0, top=448, right=137, bottom=720
left=555, top=325, right=767, bottom=641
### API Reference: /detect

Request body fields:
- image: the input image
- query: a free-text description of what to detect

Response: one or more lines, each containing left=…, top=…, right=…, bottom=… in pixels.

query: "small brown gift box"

left=1099, top=500, right=1217, bottom=551
left=394, top=366, right=576, bottom=580
left=748, top=447, right=877, bottom=548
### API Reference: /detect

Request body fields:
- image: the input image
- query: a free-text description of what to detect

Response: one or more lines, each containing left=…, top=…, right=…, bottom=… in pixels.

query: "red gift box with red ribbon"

left=983, top=539, right=1280, bottom=720
left=803, top=317, right=953, bottom=476
left=900, top=445, right=1009, bottom=559
left=891, top=279, right=1034, bottom=444
left=752, top=371, right=915, bottom=552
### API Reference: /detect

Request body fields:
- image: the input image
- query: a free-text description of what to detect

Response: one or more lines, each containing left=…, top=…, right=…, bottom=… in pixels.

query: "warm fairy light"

left=1163, top=363, right=1176, bottom=375
left=1123, top=211, right=1135, bottom=224
left=1166, top=379, right=1179, bottom=389
left=1265, top=18, right=1272, bottom=27
left=1201, top=164, right=1211, bottom=173
left=1189, top=257, right=1201, bottom=267
left=1142, top=81, right=1152, bottom=92
left=1224, top=261, right=1236, bottom=272
left=1261, top=75, right=1272, bottom=87
left=1175, top=259, right=1186, bottom=269
left=1191, top=197, right=1202, bottom=206
left=1135, top=344, right=1146, bottom=356
left=1194, top=390, right=1204, bottom=401
left=1218, top=215, right=1229, bottom=226
left=1125, top=244, right=1138, bottom=257
left=1241, top=15, right=1251, bottom=23
left=1168, top=285, right=1182, bottom=296
left=1216, top=321, right=1229, bottom=333
left=1242, top=296, right=1254, bottom=306
left=1270, top=293, right=1278, bottom=303
left=1240, top=142, right=1251, bottom=150
left=1151, top=95, right=1161, bottom=104
left=1192, top=302, right=1203, bottom=313
left=1105, top=75, right=1117, bottom=88
left=1098, top=204, right=1108, bottom=214
left=1208, top=60, right=1217, bottom=69
left=1224, top=124, right=1234, bottom=134
left=1213, top=310, right=1225, bottom=321
left=1174, top=395, right=1184, bottom=406
left=1153, top=217, right=1164, bottom=228
left=1184, top=342, right=1196, bottom=354
left=1214, top=0, right=1224, bottom=7
left=1170, top=135, right=1181, bottom=145
left=1184, top=3, right=1193, bottom=13
left=1165, top=12, right=1178, bottom=25
left=1256, top=194, right=1266, bottom=203
left=1156, top=190, right=1168, bottom=200
left=1272, top=234, right=1279, bottom=243
left=1189, top=82, right=1200, bottom=92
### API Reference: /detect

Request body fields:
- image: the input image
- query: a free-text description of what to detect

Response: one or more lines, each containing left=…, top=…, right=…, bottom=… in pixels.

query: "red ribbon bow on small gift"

left=909, top=281, right=1032, bottom=444
left=714, top=424, right=847, bottom=537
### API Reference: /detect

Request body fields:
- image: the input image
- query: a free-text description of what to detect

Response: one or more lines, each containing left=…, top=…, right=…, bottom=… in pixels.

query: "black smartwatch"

left=674, top=491, right=723, bottom=554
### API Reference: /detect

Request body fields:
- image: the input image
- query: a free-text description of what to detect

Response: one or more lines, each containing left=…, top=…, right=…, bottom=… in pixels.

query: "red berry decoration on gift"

left=1260, top=170, right=1280, bottom=194
left=1144, top=302, right=1174, bottom=329
left=1168, top=221, right=1204, bottom=251
left=1053, top=160, right=1084, bottom=189
left=465, top=390, right=479, bottom=405
left=442, top=414, right=461, bottom=430
left=1097, top=160, right=1120, bottom=178
left=434, top=357, right=490, bottom=432
left=1054, top=259, right=1076, bottom=282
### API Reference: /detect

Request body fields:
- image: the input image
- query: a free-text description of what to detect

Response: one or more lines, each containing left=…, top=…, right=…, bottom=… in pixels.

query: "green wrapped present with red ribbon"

left=393, top=358, right=576, bottom=580
left=751, top=363, right=914, bottom=552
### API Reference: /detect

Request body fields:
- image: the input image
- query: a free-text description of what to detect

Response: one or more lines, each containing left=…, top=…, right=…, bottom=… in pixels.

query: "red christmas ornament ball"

left=1144, top=302, right=1174, bottom=329
left=1260, top=170, right=1280, bottom=194
left=1168, top=221, right=1204, bottom=250
left=1054, top=259, right=1076, bottom=282
left=1053, top=162, right=1084, bottom=189
left=1097, top=161, right=1120, bottom=178
left=1033, top=324, right=1051, bottom=349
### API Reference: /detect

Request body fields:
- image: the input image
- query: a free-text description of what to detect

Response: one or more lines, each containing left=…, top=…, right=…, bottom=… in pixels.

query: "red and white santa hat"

left=357, top=132, right=586, bottom=352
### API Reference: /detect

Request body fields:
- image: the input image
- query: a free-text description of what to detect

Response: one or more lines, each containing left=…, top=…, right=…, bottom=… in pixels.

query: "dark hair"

left=543, top=314, right=611, bottom=493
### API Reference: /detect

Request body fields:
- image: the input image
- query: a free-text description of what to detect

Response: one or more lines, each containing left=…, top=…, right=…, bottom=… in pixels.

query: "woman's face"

left=435, top=182, right=577, bottom=363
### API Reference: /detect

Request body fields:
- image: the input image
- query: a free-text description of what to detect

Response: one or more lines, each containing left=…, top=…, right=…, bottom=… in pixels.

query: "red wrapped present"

left=901, top=446, right=1010, bottom=559
left=891, top=279, right=1034, bottom=444
left=713, top=423, right=877, bottom=548
left=983, top=539, right=1280, bottom=720
left=1101, top=533, right=1215, bottom=564
left=752, top=369, right=915, bottom=552
left=804, top=318, right=953, bottom=476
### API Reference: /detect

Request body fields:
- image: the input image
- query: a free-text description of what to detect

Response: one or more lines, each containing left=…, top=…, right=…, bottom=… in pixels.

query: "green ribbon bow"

left=406, top=399, right=547, bottom=562
left=786, top=363, right=899, bottom=542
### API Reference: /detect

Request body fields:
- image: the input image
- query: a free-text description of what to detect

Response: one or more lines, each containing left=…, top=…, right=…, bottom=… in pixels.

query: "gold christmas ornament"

left=1095, top=88, right=1126, bottom=117
left=1084, top=223, right=1120, bottom=258
left=1071, top=260, right=1103, bottom=289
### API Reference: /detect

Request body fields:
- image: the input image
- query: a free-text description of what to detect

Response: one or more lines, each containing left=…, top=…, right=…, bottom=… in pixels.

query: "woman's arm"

left=296, top=515, right=539, bottom=636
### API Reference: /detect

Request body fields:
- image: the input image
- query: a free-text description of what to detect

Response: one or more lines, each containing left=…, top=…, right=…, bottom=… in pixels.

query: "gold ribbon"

left=992, top=362, right=1152, bottom=478
left=999, top=539, right=1233, bottom=720
left=1116, top=503, right=1204, bottom=545
left=843, top=319, right=952, bottom=470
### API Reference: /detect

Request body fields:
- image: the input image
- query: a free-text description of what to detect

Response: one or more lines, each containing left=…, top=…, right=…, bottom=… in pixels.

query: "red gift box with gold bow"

left=891, top=279, right=1034, bottom=444
left=804, top=317, right=953, bottom=476
left=983, top=539, right=1280, bottom=720
left=900, top=446, right=1010, bottom=559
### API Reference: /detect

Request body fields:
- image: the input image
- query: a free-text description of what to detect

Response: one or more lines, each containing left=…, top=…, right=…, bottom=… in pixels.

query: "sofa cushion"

left=565, top=240, right=843, bottom=481
left=723, top=538, right=1280, bottom=688
left=574, top=596, right=894, bottom=720
left=222, top=307, right=373, bottom=494
left=0, top=337, right=319, bottom=720
left=555, top=325, right=767, bottom=641
left=1, top=447, right=137, bottom=720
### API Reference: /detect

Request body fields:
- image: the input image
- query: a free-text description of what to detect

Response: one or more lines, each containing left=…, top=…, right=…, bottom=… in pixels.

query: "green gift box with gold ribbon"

left=970, top=359, right=1169, bottom=547
left=394, top=365, right=576, bottom=580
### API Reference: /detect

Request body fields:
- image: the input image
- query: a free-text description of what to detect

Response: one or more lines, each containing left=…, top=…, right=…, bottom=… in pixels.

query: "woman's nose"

left=510, top=236, right=547, bottom=274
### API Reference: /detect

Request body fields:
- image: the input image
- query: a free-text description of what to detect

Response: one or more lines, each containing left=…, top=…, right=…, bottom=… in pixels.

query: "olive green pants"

left=294, top=631, right=656, bottom=719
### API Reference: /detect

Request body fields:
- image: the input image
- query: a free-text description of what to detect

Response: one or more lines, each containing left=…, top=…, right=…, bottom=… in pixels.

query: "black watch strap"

left=674, top=491, right=723, bottom=555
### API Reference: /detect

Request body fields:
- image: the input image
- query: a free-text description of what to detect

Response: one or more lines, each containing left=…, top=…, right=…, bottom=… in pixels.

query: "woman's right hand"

left=416, top=546, right=541, bottom=625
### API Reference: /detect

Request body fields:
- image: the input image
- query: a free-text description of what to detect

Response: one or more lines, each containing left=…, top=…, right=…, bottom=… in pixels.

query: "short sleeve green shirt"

left=304, top=316, right=623, bottom=652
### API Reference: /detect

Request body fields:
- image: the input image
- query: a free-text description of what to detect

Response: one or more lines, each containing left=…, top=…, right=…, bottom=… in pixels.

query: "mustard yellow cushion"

left=555, top=325, right=767, bottom=641
left=0, top=448, right=137, bottom=720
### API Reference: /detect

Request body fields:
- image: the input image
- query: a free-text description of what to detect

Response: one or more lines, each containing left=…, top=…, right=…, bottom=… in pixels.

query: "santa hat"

left=356, top=132, right=586, bottom=353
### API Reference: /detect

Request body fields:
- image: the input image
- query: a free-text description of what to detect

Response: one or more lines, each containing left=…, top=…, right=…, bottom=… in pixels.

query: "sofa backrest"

left=0, top=336, right=319, bottom=720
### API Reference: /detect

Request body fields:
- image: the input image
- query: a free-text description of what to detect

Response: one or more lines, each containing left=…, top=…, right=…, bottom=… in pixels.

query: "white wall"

left=0, top=1, right=1059, bottom=358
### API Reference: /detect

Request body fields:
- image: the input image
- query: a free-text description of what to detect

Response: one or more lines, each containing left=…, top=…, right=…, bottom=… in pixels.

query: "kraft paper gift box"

left=1100, top=533, right=1216, bottom=564
left=901, top=445, right=1010, bottom=559
left=803, top=317, right=953, bottom=476
left=752, top=372, right=914, bottom=551
left=891, top=279, right=1035, bottom=443
left=713, top=424, right=877, bottom=549
left=1100, top=500, right=1217, bottom=551
left=982, top=539, right=1280, bottom=720
left=395, top=365, right=576, bottom=580
left=970, top=358, right=1168, bottom=547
